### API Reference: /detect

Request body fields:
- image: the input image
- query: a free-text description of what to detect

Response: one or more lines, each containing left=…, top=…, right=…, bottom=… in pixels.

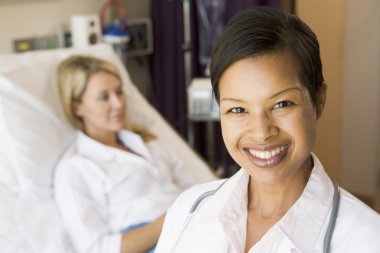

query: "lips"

left=110, top=113, right=125, bottom=122
left=245, top=144, right=289, bottom=168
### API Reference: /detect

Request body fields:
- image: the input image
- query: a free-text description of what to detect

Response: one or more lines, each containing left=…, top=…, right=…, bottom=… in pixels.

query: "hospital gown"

left=54, top=130, right=193, bottom=253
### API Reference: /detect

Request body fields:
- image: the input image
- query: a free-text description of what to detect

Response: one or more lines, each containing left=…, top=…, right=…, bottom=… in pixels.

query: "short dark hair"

left=210, top=7, right=324, bottom=106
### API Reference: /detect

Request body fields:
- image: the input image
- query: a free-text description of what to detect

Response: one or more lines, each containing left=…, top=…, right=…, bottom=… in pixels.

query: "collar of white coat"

left=76, top=130, right=152, bottom=162
left=195, top=153, right=334, bottom=253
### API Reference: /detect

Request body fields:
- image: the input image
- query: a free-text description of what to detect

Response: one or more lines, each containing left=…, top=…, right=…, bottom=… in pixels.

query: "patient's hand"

left=120, top=214, right=165, bottom=253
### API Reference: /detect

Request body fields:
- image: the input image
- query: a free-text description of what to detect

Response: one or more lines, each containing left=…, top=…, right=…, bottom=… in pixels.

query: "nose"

left=248, top=112, right=278, bottom=142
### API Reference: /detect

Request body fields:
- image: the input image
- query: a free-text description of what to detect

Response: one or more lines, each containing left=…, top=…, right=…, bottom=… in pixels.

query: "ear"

left=316, top=83, right=327, bottom=120
left=72, top=101, right=83, bottom=117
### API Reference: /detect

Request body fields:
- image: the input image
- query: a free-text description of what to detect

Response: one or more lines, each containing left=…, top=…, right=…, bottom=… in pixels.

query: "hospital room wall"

left=298, top=0, right=380, bottom=211
left=340, top=0, right=380, bottom=211
left=0, top=0, right=104, bottom=53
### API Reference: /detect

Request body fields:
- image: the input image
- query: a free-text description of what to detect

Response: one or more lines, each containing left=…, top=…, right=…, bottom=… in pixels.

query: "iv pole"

left=182, top=0, right=194, bottom=146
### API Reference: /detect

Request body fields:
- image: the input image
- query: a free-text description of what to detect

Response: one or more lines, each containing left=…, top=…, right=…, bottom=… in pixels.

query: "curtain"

left=150, top=0, right=188, bottom=137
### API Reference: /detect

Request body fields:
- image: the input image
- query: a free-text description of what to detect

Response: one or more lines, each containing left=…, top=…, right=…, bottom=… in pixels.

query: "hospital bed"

left=0, top=44, right=217, bottom=253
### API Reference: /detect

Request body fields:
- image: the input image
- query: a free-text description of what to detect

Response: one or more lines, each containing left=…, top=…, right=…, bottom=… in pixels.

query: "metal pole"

left=182, top=0, right=192, bottom=87
left=182, top=0, right=194, bottom=146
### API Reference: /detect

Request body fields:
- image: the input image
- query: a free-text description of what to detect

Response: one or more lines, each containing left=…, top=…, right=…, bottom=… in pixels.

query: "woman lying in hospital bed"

left=54, top=55, right=194, bottom=253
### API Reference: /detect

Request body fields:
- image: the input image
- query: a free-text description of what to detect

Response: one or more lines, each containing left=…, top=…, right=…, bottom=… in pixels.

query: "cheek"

left=86, top=106, right=104, bottom=117
left=120, top=96, right=126, bottom=107
left=221, top=119, right=233, bottom=147
left=221, top=118, right=244, bottom=150
left=288, top=109, right=317, bottom=147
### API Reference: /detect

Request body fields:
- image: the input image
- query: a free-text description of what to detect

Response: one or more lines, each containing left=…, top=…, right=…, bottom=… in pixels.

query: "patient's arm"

left=145, top=141, right=196, bottom=189
left=120, top=214, right=165, bottom=253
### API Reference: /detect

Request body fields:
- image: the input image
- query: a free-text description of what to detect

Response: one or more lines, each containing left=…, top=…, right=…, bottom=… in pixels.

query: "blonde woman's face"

left=74, top=72, right=125, bottom=137
left=219, top=53, right=325, bottom=186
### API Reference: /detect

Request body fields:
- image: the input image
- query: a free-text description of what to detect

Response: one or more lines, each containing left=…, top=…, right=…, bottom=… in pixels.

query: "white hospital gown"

left=54, top=130, right=193, bottom=253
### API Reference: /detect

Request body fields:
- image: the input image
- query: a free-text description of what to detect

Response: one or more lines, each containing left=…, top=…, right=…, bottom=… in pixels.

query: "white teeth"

left=249, top=145, right=287, bottom=160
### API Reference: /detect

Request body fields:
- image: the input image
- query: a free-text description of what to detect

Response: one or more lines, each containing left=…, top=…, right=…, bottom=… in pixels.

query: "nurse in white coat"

left=155, top=7, right=380, bottom=253
left=54, top=55, right=194, bottom=253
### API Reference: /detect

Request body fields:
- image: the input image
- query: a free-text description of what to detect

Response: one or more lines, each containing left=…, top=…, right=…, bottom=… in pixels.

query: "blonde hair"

left=57, top=55, right=155, bottom=142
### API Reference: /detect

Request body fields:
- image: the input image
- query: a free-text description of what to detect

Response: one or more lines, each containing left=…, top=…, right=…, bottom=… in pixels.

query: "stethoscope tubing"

left=172, top=178, right=340, bottom=253
left=323, top=180, right=340, bottom=253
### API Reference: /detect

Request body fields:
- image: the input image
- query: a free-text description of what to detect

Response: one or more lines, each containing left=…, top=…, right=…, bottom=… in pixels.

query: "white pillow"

left=0, top=74, right=73, bottom=200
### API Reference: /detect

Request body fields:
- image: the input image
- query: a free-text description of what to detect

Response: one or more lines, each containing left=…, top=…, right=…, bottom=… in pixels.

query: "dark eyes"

left=116, top=89, right=124, bottom=96
left=272, top=100, right=294, bottom=109
left=98, top=89, right=124, bottom=101
left=227, top=100, right=294, bottom=114
left=228, top=107, right=246, bottom=113
left=99, top=94, right=109, bottom=101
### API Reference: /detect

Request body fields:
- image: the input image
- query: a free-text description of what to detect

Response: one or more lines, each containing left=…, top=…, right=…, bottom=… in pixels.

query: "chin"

left=115, top=125, right=125, bottom=131
left=109, top=123, right=124, bottom=132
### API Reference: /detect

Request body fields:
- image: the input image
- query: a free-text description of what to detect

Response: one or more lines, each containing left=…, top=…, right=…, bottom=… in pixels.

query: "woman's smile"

left=245, top=144, right=289, bottom=168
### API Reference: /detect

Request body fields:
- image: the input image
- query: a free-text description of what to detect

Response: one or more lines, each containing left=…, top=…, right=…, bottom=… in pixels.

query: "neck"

left=247, top=158, right=312, bottom=219
left=84, top=129, right=119, bottom=148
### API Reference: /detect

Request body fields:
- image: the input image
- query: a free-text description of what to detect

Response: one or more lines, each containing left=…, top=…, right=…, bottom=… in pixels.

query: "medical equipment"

left=324, top=180, right=340, bottom=253
left=172, top=179, right=340, bottom=253
left=99, top=0, right=129, bottom=65
left=187, top=78, right=219, bottom=120
left=71, top=15, right=102, bottom=48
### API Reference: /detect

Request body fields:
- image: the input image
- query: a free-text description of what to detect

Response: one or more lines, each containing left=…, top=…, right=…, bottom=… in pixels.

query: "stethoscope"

left=172, top=179, right=340, bottom=253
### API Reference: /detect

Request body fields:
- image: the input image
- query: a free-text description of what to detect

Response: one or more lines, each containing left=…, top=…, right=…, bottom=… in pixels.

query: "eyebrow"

left=269, top=87, right=303, bottom=99
left=99, top=83, right=123, bottom=92
left=220, top=87, right=303, bottom=103
left=220, top=97, right=243, bottom=103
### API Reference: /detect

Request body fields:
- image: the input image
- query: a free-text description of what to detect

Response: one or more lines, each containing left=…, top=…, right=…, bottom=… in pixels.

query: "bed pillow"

left=0, top=70, right=74, bottom=200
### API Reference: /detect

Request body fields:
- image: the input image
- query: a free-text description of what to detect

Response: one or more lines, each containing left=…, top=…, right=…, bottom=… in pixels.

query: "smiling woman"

left=218, top=53, right=322, bottom=184
left=155, top=7, right=380, bottom=253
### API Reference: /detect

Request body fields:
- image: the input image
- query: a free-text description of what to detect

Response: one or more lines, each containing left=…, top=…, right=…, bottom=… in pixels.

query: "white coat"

left=155, top=154, right=380, bottom=253
left=54, top=130, right=194, bottom=253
